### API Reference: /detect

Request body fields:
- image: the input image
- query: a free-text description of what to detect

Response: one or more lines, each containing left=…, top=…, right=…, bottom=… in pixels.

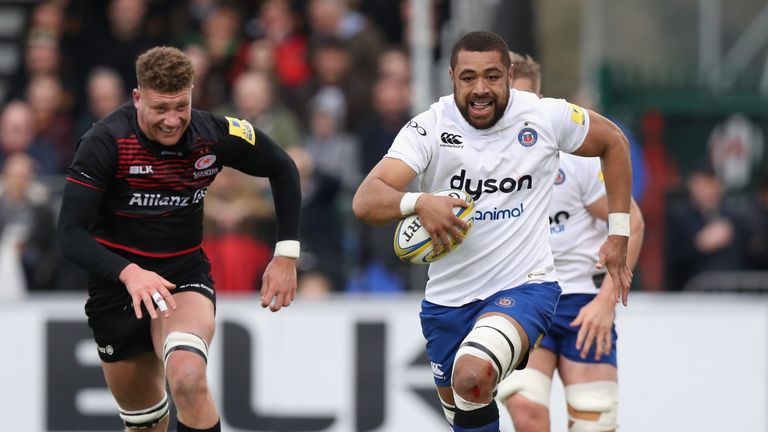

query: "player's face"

left=133, top=87, right=192, bottom=146
left=450, top=50, right=510, bottom=130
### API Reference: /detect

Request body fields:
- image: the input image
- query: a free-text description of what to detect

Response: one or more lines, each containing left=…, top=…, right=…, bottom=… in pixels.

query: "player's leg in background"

left=558, top=358, right=617, bottom=432
left=151, top=291, right=219, bottom=431
left=101, top=351, right=170, bottom=432
left=451, top=313, right=530, bottom=432
left=498, top=348, right=557, bottom=432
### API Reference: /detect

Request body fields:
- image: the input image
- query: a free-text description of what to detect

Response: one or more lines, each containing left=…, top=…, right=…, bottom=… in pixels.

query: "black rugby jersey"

left=59, top=103, right=300, bottom=281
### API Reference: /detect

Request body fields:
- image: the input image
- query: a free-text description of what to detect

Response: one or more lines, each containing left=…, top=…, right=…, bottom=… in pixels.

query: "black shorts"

left=85, top=249, right=216, bottom=362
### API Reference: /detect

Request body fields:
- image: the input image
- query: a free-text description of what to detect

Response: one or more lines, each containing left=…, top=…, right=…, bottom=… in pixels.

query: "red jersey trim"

left=95, top=237, right=201, bottom=257
left=67, top=176, right=104, bottom=191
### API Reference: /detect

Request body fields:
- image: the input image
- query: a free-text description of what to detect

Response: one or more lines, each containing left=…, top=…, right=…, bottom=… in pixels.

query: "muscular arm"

left=221, top=129, right=301, bottom=241
left=57, top=181, right=131, bottom=281
left=572, top=110, right=634, bottom=304
left=572, top=111, right=632, bottom=216
left=586, top=196, right=646, bottom=269
left=352, top=157, right=419, bottom=225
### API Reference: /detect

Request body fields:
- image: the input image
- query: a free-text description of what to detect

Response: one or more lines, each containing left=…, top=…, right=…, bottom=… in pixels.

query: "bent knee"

left=508, top=394, right=549, bottom=432
left=452, top=357, right=497, bottom=401
left=565, top=381, right=618, bottom=431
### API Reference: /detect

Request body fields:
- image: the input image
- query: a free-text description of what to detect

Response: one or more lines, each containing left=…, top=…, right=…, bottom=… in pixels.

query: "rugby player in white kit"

left=352, top=31, right=634, bottom=432
left=497, top=52, right=644, bottom=432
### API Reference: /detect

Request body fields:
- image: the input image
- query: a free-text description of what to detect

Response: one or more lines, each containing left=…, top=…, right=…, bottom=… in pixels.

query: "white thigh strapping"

left=496, top=367, right=552, bottom=407
left=565, top=381, right=618, bottom=432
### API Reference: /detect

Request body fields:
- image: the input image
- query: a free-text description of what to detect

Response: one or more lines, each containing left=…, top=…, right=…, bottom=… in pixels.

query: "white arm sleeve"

left=578, top=155, right=606, bottom=207
left=385, top=111, right=436, bottom=176
left=541, top=98, right=590, bottom=154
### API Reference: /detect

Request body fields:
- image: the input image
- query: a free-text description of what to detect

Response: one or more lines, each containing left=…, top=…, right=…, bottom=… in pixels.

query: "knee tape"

left=496, top=367, right=552, bottom=407
left=163, top=331, right=209, bottom=367
left=438, top=392, right=456, bottom=425
left=453, top=315, right=523, bottom=385
left=119, top=393, right=169, bottom=429
left=565, top=381, right=618, bottom=431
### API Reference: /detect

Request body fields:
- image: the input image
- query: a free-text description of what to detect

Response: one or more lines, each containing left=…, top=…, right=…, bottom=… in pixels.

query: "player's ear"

left=132, top=88, right=141, bottom=108
left=449, top=67, right=454, bottom=81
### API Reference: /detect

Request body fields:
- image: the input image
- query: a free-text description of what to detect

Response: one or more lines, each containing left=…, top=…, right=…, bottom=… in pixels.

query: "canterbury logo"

left=440, top=132, right=463, bottom=145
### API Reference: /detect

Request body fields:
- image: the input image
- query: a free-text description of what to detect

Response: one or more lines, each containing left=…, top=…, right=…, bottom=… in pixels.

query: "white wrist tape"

left=274, top=240, right=300, bottom=258
left=608, top=213, right=630, bottom=237
left=399, top=192, right=424, bottom=216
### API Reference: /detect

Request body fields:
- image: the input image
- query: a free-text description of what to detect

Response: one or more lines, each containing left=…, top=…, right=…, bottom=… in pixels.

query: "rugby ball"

left=393, top=189, right=475, bottom=264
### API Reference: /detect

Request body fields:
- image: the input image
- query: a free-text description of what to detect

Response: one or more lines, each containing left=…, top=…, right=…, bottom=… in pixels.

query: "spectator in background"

left=378, top=47, right=410, bottom=84
left=5, top=31, right=63, bottom=103
left=74, top=67, right=126, bottom=141
left=203, top=168, right=274, bottom=293
left=26, top=74, right=73, bottom=172
left=227, top=70, right=304, bottom=149
left=304, top=88, right=360, bottom=192
left=307, top=0, right=386, bottom=128
left=287, top=146, right=345, bottom=292
left=184, top=44, right=218, bottom=112
left=307, top=0, right=385, bottom=82
left=358, top=76, right=412, bottom=173
left=184, top=5, right=245, bottom=108
left=666, top=163, right=748, bottom=290
left=0, top=100, right=59, bottom=175
left=82, top=0, right=162, bottom=92
left=0, top=153, right=59, bottom=292
left=239, top=0, right=311, bottom=96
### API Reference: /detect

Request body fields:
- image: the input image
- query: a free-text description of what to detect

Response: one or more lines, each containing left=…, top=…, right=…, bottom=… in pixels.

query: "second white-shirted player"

left=496, top=52, right=644, bottom=432
left=353, top=32, right=634, bottom=432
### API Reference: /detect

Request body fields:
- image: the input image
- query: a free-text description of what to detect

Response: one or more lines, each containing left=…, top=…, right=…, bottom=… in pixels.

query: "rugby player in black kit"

left=57, top=46, right=301, bottom=432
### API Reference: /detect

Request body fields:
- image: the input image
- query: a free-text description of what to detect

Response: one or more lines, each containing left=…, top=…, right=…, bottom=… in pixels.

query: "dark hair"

left=509, top=51, right=541, bottom=93
left=450, top=31, right=511, bottom=70
left=136, top=46, right=194, bottom=92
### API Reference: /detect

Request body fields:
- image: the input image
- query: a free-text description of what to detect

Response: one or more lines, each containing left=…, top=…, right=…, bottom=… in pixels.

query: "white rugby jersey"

left=549, top=152, right=607, bottom=295
left=387, top=90, right=590, bottom=306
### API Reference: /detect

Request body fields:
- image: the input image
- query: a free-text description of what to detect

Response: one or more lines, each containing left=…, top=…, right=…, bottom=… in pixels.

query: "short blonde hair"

left=509, top=51, right=541, bottom=94
left=136, top=46, right=194, bottom=92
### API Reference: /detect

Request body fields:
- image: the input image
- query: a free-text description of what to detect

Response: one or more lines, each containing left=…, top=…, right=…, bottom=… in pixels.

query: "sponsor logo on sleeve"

left=225, top=116, right=255, bottom=145
left=568, top=103, right=586, bottom=125
left=406, top=120, right=427, bottom=136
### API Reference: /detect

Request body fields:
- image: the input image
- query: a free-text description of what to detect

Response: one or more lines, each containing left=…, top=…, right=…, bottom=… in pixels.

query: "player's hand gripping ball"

left=393, top=189, right=475, bottom=264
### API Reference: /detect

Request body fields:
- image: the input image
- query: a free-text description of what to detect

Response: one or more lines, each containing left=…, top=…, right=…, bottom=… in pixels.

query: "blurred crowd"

left=0, top=0, right=766, bottom=299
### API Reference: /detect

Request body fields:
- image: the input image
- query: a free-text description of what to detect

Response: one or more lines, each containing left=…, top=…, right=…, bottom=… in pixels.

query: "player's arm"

left=352, top=157, right=419, bottom=225
left=216, top=120, right=301, bottom=312
left=58, top=179, right=131, bottom=280
left=571, top=111, right=633, bottom=305
left=572, top=196, right=646, bottom=358
left=57, top=133, right=176, bottom=319
left=220, top=127, right=301, bottom=247
left=587, top=196, right=645, bottom=271
left=353, top=158, right=469, bottom=251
